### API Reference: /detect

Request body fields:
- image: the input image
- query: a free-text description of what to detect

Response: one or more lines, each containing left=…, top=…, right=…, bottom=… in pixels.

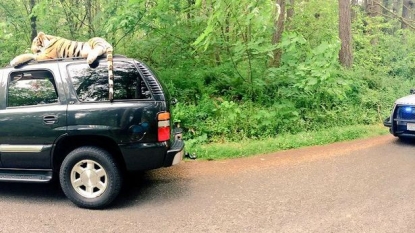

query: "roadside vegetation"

left=189, top=124, right=388, bottom=160
left=0, top=0, right=412, bottom=159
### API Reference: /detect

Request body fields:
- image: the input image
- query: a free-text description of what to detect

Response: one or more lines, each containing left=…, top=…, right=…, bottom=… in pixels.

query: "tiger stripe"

left=10, top=31, right=115, bottom=101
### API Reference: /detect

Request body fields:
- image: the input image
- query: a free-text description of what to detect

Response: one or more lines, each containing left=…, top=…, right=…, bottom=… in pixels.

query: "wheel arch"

left=52, top=135, right=126, bottom=173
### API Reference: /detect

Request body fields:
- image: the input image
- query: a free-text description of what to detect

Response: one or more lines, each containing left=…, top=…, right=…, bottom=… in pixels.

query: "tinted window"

left=68, top=61, right=150, bottom=102
left=8, top=70, right=58, bottom=107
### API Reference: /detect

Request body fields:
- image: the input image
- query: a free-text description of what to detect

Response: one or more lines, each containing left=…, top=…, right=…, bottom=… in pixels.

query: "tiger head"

left=31, top=32, right=55, bottom=54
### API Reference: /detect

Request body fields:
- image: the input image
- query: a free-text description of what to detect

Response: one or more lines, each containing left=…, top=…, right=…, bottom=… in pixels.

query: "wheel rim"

left=70, top=159, right=108, bottom=199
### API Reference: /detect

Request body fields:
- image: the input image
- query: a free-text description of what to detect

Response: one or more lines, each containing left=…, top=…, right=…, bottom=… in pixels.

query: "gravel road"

left=1, top=135, right=414, bottom=232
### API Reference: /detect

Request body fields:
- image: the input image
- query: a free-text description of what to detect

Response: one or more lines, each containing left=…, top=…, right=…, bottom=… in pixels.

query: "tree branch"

left=374, top=0, right=415, bottom=30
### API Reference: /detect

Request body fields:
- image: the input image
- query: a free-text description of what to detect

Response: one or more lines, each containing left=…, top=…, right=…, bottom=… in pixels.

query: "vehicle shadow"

left=0, top=166, right=191, bottom=209
left=0, top=181, right=67, bottom=202
left=110, top=167, right=191, bottom=209
left=394, top=137, right=415, bottom=146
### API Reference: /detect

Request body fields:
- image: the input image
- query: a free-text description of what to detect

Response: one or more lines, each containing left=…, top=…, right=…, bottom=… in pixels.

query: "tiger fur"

left=10, top=32, right=115, bottom=101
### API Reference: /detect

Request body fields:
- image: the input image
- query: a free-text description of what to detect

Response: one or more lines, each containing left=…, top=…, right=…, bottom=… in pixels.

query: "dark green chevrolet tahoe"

left=0, top=56, right=184, bottom=209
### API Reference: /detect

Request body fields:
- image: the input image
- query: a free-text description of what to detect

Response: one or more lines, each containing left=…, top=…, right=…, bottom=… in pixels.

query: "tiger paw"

left=10, top=59, right=19, bottom=67
left=86, top=54, right=98, bottom=65
left=10, top=54, right=35, bottom=67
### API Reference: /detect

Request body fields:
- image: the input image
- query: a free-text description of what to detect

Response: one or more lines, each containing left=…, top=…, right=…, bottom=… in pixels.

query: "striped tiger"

left=10, top=32, right=115, bottom=101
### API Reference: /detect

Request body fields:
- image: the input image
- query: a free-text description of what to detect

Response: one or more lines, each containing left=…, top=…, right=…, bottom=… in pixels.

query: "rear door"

left=63, top=60, right=159, bottom=143
left=0, top=66, right=67, bottom=169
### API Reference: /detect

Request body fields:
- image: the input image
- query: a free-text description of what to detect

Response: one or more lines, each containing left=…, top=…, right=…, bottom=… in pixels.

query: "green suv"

left=0, top=56, right=184, bottom=209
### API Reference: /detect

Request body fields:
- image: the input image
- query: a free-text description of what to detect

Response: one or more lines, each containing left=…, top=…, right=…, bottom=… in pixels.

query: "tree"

left=270, top=0, right=286, bottom=67
left=287, top=0, right=295, bottom=22
left=339, top=0, right=353, bottom=68
left=393, top=0, right=401, bottom=13
left=29, top=0, right=37, bottom=40
left=402, top=0, right=413, bottom=29
left=366, top=0, right=382, bottom=16
left=193, top=0, right=277, bottom=100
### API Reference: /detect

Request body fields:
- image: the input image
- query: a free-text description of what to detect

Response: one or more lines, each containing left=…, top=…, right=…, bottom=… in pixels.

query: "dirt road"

left=1, top=134, right=415, bottom=232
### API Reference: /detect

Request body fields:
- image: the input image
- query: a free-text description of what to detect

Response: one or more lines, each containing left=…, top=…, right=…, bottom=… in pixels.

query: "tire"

left=59, top=146, right=122, bottom=209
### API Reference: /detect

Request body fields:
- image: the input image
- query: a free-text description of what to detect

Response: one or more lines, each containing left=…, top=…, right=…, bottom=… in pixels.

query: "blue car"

left=384, top=90, right=415, bottom=139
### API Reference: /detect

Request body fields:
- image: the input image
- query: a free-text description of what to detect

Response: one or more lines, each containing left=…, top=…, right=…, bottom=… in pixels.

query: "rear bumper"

left=164, top=139, right=185, bottom=166
left=120, top=140, right=185, bottom=171
left=164, top=128, right=185, bottom=167
left=385, top=115, right=415, bottom=138
left=120, top=128, right=185, bottom=171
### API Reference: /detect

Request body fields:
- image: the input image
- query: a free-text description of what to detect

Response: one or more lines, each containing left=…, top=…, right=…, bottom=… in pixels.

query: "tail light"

left=157, top=112, right=170, bottom=141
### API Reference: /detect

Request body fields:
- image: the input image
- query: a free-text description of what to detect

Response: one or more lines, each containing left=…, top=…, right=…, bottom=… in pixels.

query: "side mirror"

left=411, top=89, right=415, bottom=94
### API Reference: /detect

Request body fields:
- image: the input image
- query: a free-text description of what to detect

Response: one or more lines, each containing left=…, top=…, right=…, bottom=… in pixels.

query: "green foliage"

left=287, top=0, right=339, bottom=46
left=0, top=0, right=414, bottom=157
left=190, top=124, right=387, bottom=160
left=268, top=32, right=345, bottom=99
left=192, top=0, right=277, bottom=100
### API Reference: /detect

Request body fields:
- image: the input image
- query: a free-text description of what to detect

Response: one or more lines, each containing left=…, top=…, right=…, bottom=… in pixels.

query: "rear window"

left=67, top=61, right=151, bottom=102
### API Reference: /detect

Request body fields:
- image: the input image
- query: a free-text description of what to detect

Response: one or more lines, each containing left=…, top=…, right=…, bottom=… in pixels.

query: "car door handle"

left=43, top=115, right=58, bottom=125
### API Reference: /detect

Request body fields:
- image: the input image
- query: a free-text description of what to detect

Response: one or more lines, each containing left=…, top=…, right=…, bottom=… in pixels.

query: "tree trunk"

left=29, top=0, right=37, bottom=40
left=383, top=0, right=390, bottom=10
left=270, top=0, right=285, bottom=67
left=339, top=0, right=353, bottom=68
left=351, top=0, right=358, bottom=20
left=402, top=0, right=412, bottom=29
left=393, top=0, right=401, bottom=13
left=287, top=0, right=294, bottom=21
left=366, top=0, right=381, bottom=16
left=86, top=0, right=94, bottom=37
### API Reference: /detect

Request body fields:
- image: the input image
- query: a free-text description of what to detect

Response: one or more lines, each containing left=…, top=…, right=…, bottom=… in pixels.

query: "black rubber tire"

left=59, top=146, right=122, bottom=209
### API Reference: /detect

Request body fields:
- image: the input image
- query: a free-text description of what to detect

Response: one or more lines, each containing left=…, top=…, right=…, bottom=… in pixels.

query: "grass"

left=187, top=124, right=389, bottom=160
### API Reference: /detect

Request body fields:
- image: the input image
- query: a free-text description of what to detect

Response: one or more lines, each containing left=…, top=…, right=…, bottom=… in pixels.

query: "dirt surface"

left=3, top=134, right=415, bottom=233
left=156, top=134, right=395, bottom=179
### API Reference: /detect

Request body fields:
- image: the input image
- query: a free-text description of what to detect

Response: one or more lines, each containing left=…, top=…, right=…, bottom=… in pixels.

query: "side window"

left=8, top=70, right=58, bottom=107
left=68, top=61, right=151, bottom=102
